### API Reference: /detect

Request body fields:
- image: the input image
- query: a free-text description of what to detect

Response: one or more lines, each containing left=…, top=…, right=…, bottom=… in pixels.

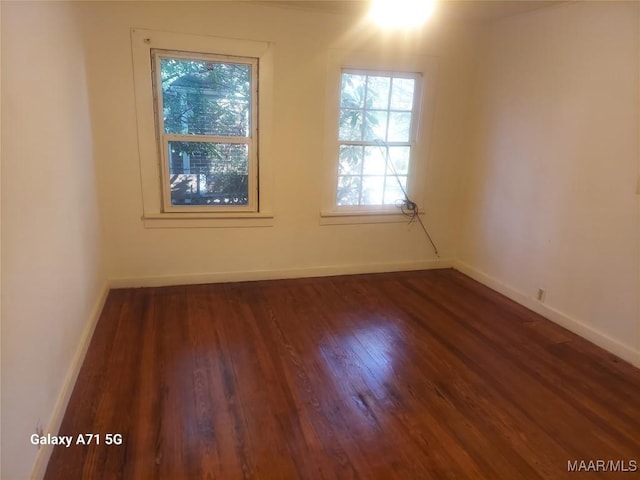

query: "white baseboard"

left=453, top=260, right=640, bottom=368
left=30, top=282, right=110, bottom=480
left=109, top=259, right=454, bottom=288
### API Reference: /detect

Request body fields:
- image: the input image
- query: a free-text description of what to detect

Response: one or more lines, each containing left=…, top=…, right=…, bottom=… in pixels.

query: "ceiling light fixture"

left=368, top=0, right=436, bottom=29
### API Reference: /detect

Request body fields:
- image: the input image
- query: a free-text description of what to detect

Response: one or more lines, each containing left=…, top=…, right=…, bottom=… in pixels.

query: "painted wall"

left=1, top=2, right=106, bottom=478
left=457, top=1, right=640, bottom=364
left=76, top=1, right=473, bottom=286
left=3, top=1, right=639, bottom=477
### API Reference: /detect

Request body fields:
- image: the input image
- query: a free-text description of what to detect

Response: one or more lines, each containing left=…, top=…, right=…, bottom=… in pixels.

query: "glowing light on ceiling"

left=368, top=0, right=436, bottom=29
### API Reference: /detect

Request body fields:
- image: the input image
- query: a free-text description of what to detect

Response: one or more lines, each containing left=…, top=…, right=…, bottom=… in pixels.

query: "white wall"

left=2, top=1, right=638, bottom=477
left=1, top=2, right=107, bottom=478
left=76, top=1, right=472, bottom=286
left=457, top=1, right=640, bottom=365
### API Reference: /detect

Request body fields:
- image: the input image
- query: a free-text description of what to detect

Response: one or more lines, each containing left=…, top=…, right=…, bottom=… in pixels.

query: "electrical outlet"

left=537, top=288, right=546, bottom=302
left=35, top=420, right=44, bottom=448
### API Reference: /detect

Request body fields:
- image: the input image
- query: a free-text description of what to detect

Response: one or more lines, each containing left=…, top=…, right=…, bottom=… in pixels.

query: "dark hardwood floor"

left=45, top=269, right=640, bottom=479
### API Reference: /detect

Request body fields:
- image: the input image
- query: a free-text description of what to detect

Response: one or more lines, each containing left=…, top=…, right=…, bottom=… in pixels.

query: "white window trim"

left=131, top=28, right=274, bottom=228
left=321, top=50, right=437, bottom=225
left=152, top=50, right=258, bottom=213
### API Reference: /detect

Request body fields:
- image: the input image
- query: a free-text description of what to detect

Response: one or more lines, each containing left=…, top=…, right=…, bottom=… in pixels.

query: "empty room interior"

left=2, top=0, right=640, bottom=478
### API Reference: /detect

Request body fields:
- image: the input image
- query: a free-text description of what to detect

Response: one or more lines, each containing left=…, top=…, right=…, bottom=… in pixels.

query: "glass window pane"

left=384, top=175, right=407, bottom=205
left=366, top=76, right=391, bottom=110
left=390, top=77, right=415, bottom=111
left=339, top=145, right=363, bottom=175
left=388, top=146, right=410, bottom=175
left=363, top=111, right=388, bottom=142
left=161, top=58, right=251, bottom=137
left=388, top=112, right=412, bottom=142
left=337, top=175, right=361, bottom=206
left=168, top=141, right=248, bottom=206
left=362, top=176, right=385, bottom=205
left=363, top=146, right=386, bottom=175
left=339, top=109, right=364, bottom=141
left=341, top=73, right=366, bottom=108
left=337, top=71, right=418, bottom=209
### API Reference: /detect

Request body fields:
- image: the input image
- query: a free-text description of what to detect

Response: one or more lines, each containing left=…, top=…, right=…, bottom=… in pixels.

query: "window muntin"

left=336, top=70, right=420, bottom=207
left=152, top=50, right=258, bottom=211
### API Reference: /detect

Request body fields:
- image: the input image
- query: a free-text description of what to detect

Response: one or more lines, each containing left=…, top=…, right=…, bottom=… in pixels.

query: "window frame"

left=131, top=28, right=274, bottom=228
left=335, top=68, right=423, bottom=210
left=321, top=50, right=437, bottom=225
left=151, top=49, right=259, bottom=213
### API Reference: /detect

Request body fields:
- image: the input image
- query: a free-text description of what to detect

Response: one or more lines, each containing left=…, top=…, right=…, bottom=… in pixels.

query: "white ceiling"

left=256, top=1, right=561, bottom=24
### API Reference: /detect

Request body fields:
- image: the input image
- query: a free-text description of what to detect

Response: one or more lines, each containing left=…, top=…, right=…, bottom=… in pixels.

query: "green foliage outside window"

left=158, top=55, right=253, bottom=205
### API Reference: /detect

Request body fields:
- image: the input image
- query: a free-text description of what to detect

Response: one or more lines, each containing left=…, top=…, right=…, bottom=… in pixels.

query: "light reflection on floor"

left=318, top=318, right=406, bottom=439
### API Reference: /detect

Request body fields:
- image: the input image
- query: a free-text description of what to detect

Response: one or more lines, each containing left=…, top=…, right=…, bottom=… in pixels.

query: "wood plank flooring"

left=44, top=269, right=640, bottom=479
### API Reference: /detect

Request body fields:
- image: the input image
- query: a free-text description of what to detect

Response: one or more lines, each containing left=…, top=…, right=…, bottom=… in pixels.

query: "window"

left=152, top=50, right=258, bottom=212
left=131, top=29, right=273, bottom=227
left=336, top=70, right=421, bottom=208
left=320, top=50, right=435, bottom=225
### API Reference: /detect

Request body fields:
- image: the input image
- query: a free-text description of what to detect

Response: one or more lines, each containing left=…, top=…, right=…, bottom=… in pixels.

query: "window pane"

left=363, top=146, right=386, bottom=175
left=341, top=73, right=366, bottom=108
left=362, top=176, right=385, bottom=205
left=390, top=77, right=415, bottom=111
left=388, top=146, right=410, bottom=175
left=337, top=175, right=361, bottom=206
left=336, top=71, right=419, bottom=209
left=366, top=76, right=391, bottom=109
left=339, top=145, right=363, bottom=175
left=388, top=112, right=412, bottom=142
left=339, top=109, right=364, bottom=141
left=168, top=141, right=248, bottom=206
left=161, top=58, right=251, bottom=137
left=363, top=111, right=388, bottom=142
left=384, top=175, right=407, bottom=205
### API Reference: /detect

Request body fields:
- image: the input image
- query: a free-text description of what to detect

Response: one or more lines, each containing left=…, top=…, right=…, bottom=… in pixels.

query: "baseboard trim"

left=109, top=259, right=454, bottom=288
left=30, top=282, right=110, bottom=480
left=453, top=260, right=640, bottom=368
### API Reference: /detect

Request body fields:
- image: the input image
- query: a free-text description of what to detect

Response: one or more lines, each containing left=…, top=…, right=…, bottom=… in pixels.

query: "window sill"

left=319, top=209, right=422, bottom=225
left=142, top=212, right=274, bottom=229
